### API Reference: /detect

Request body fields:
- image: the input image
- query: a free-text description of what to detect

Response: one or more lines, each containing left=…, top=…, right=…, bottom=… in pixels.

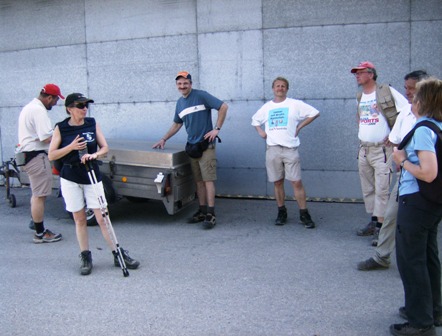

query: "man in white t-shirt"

left=18, top=84, right=64, bottom=243
left=351, top=61, right=409, bottom=238
left=251, top=77, right=319, bottom=228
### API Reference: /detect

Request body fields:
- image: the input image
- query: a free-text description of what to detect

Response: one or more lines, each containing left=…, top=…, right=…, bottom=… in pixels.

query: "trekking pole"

left=84, top=160, right=129, bottom=277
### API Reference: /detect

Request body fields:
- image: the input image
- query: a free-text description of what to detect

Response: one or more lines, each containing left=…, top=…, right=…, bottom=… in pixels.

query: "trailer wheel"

left=68, top=208, right=98, bottom=226
left=102, top=175, right=116, bottom=204
left=8, top=194, right=16, bottom=208
left=67, top=175, right=115, bottom=226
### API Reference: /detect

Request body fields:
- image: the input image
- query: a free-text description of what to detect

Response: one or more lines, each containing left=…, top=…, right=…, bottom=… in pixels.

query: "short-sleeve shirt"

left=251, top=97, right=320, bottom=148
left=358, top=86, right=409, bottom=142
left=18, top=98, right=53, bottom=151
left=399, top=117, right=442, bottom=196
left=174, top=89, right=223, bottom=144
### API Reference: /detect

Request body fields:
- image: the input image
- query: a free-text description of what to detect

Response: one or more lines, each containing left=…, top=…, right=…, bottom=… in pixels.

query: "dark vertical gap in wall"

left=83, top=0, right=91, bottom=116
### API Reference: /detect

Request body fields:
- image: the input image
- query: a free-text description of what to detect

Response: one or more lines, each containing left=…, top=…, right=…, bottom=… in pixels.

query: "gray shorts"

left=189, top=146, right=217, bottom=182
left=22, top=153, right=53, bottom=197
left=266, top=145, right=301, bottom=182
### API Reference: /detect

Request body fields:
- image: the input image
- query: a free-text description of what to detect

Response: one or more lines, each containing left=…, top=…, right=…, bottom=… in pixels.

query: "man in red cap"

left=351, top=62, right=409, bottom=239
left=18, top=84, right=64, bottom=243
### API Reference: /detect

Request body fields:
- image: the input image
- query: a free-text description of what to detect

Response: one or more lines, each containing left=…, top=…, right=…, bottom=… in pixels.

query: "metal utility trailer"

left=99, top=139, right=196, bottom=215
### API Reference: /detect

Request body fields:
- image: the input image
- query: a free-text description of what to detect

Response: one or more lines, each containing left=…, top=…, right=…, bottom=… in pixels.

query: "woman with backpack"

left=390, top=78, right=442, bottom=336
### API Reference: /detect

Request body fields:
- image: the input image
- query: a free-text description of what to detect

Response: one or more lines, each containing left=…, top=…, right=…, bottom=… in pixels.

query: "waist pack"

left=16, top=150, right=47, bottom=166
left=185, top=139, right=210, bottom=159
left=398, top=120, right=442, bottom=204
left=185, top=136, right=222, bottom=159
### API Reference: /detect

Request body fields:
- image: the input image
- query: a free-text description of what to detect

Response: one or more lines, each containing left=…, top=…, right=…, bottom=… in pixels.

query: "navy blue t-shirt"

left=173, top=89, right=223, bottom=144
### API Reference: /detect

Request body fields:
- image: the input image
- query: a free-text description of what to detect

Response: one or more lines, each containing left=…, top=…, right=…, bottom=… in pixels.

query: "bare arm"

left=254, top=125, right=267, bottom=139
left=48, top=126, right=85, bottom=161
left=393, top=148, right=438, bottom=183
left=204, top=102, right=228, bottom=142
left=152, top=122, right=183, bottom=149
left=81, top=123, right=109, bottom=164
left=296, top=114, right=319, bottom=137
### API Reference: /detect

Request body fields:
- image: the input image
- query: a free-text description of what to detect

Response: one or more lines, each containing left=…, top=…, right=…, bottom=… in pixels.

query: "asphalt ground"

left=1, top=186, right=441, bottom=336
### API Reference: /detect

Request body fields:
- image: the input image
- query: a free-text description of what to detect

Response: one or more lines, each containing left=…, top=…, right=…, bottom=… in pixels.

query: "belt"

left=360, top=141, right=384, bottom=147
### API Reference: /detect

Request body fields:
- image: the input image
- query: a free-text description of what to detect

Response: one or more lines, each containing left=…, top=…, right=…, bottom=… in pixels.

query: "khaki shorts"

left=266, top=145, right=301, bottom=182
left=189, top=146, right=217, bottom=182
left=22, top=153, right=53, bottom=197
left=60, top=178, right=107, bottom=213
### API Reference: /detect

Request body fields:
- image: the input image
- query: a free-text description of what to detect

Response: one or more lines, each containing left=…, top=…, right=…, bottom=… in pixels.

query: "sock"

left=199, top=205, right=207, bottom=214
left=278, top=205, right=287, bottom=212
left=371, top=216, right=378, bottom=223
left=207, top=207, right=215, bottom=216
left=300, top=209, right=308, bottom=214
left=376, top=222, right=383, bottom=229
left=34, top=221, right=45, bottom=235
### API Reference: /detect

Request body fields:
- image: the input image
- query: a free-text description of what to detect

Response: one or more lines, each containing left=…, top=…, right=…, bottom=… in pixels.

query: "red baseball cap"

left=41, top=84, right=64, bottom=99
left=350, top=61, right=375, bottom=73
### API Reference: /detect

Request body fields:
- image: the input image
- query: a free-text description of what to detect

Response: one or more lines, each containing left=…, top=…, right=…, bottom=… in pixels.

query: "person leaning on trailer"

left=152, top=71, right=228, bottom=230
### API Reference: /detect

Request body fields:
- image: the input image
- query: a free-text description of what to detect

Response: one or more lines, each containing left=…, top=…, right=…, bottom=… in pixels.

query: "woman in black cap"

left=48, top=93, right=139, bottom=276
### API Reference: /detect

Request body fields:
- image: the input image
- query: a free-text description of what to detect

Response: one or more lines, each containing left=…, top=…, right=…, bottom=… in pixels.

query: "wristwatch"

left=400, top=159, right=407, bottom=168
left=214, top=126, right=221, bottom=131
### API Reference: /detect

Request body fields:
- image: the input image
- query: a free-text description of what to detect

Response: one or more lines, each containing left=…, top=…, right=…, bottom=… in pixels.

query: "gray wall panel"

left=412, top=0, right=442, bottom=20
left=87, top=35, right=198, bottom=103
left=199, top=30, right=264, bottom=100
left=263, top=23, right=410, bottom=100
left=0, top=46, right=88, bottom=107
left=85, top=0, right=196, bottom=42
left=217, top=167, right=268, bottom=196
left=411, top=21, right=442, bottom=78
left=263, top=0, right=410, bottom=28
left=0, top=0, right=85, bottom=51
left=197, top=0, right=262, bottom=32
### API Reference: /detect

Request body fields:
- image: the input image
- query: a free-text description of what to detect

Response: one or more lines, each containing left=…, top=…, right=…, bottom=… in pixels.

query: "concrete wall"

left=1, top=0, right=441, bottom=200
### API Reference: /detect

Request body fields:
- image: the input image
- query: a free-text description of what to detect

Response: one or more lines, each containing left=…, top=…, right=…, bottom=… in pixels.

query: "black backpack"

left=398, top=120, right=442, bottom=204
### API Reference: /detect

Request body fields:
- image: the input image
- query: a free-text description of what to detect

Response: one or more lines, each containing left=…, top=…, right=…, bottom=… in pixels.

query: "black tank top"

left=56, top=117, right=101, bottom=184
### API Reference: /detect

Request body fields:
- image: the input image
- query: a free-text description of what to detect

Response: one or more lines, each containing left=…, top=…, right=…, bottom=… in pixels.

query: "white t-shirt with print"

left=251, top=98, right=319, bottom=148
left=357, top=86, right=409, bottom=143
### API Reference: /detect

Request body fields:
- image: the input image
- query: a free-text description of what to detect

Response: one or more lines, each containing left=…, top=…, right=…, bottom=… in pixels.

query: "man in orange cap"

left=153, top=71, right=228, bottom=230
left=18, top=84, right=64, bottom=243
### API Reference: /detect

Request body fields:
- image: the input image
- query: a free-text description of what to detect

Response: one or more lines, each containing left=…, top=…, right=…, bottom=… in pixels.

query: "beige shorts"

left=189, top=146, right=217, bottom=182
left=60, top=177, right=107, bottom=213
left=266, top=145, right=301, bottom=182
left=22, top=153, right=53, bottom=197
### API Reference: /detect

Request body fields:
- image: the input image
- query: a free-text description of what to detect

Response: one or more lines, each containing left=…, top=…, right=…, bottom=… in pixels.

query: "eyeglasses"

left=73, top=102, right=89, bottom=109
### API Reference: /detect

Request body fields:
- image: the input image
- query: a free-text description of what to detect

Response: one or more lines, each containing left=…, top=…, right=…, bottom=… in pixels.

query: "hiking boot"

left=80, top=250, right=93, bottom=275
left=371, top=227, right=380, bottom=246
left=389, top=322, right=436, bottom=336
left=29, top=219, right=35, bottom=230
left=275, top=208, right=287, bottom=226
left=300, top=210, right=315, bottom=229
left=113, top=249, right=140, bottom=269
left=357, top=221, right=376, bottom=236
left=357, top=257, right=388, bottom=271
left=399, top=307, right=442, bottom=327
left=187, top=210, right=206, bottom=224
left=33, top=229, right=62, bottom=244
left=203, top=213, right=216, bottom=229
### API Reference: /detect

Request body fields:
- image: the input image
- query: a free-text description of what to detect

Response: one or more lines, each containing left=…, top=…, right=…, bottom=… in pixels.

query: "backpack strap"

left=398, top=120, right=442, bottom=150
